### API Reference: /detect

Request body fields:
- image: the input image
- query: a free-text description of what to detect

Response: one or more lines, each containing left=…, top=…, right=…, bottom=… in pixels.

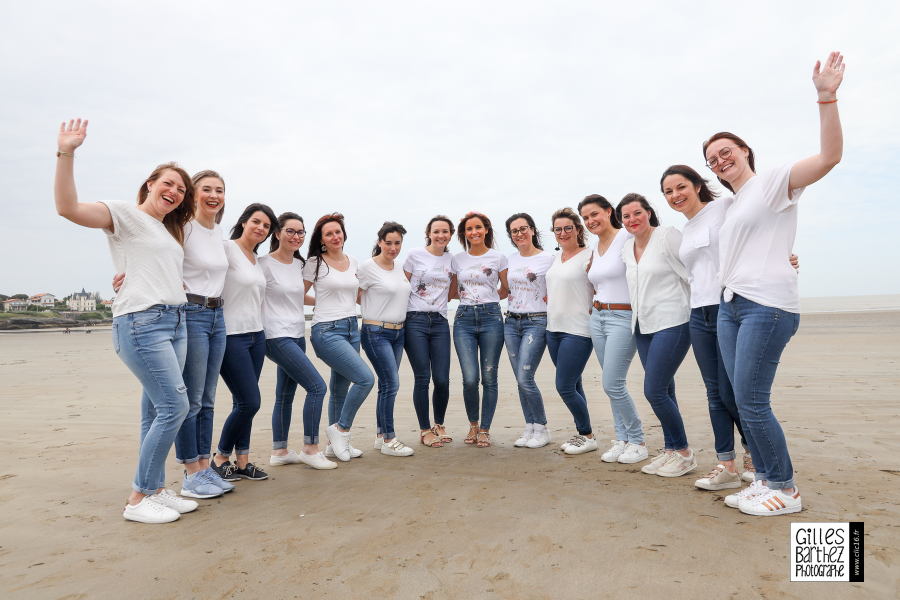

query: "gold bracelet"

left=56, top=150, right=75, bottom=158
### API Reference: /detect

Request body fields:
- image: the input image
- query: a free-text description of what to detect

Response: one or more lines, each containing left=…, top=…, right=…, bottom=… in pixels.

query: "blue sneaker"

left=202, top=467, right=235, bottom=493
left=180, top=471, right=224, bottom=499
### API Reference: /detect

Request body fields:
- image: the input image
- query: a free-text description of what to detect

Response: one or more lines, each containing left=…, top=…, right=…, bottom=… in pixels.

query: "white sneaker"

left=655, top=450, right=698, bottom=478
left=617, top=442, right=649, bottom=464
left=724, top=479, right=768, bottom=509
left=325, top=424, right=352, bottom=462
left=694, top=464, right=742, bottom=491
left=640, top=452, right=672, bottom=475
left=739, top=487, right=802, bottom=516
left=149, top=489, right=198, bottom=514
left=526, top=424, right=551, bottom=448
left=559, top=434, right=580, bottom=451
left=563, top=435, right=598, bottom=455
left=381, top=439, right=415, bottom=457
left=298, top=451, right=337, bottom=470
left=514, top=424, right=534, bottom=447
left=269, top=449, right=304, bottom=466
left=325, top=444, right=363, bottom=459
left=123, top=496, right=180, bottom=524
left=374, top=437, right=384, bottom=450
left=600, top=440, right=626, bottom=463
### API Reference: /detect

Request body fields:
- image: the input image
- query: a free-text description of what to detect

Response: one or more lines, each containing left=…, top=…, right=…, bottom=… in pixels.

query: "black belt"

left=186, top=293, right=223, bottom=309
left=506, top=311, right=547, bottom=319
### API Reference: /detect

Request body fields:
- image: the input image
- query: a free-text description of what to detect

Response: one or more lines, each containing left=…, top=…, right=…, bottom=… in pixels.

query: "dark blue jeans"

left=504, top=314, right=548, bottom=425
left=174, top=304, right=226, bottom=463
left=217, top=330, right=266, bottom=456
left=265, top=337, right=327, bottom=446
left=404, top=311, right=451, bottom=430
left=453, top=303, right=504, bottom=429
left=546, top=331, right=593, bottom=435
left=717, top=294, right=800, bottom=490
left=634, top=321, right=691, bottom=451
left=361, top=324, right=405, bottom=439
left=690, top=305, right=747, bottom=461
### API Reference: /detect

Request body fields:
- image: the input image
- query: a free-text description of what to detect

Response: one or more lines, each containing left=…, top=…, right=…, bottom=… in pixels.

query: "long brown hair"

left=307, top=213, right=347, bottom=281
left=137, top=162, right=195, bottom=245
left=457, top=212, right=495, bottom=250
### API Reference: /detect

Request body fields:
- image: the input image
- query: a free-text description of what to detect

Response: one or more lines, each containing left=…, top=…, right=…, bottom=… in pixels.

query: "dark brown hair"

left=269, top=211, right=306, bottom=263
left=616, top=193, right=660, bottom=227
left=137, top=163, right=195, bottom=245
left=372, top=221, right=407, bottom=256
left=457, top=212, right=495, bottom=250
left=307, top=213, right=347, bottom=281
left=505, top=213, right=543, bottom=250
left=425, top=215, right=455, bottom=252
left=229, top=203, right=278, bottom=253
left=577, top=194, right=621, bottom=229
left=702, top=131, right=756, bottom=193
left=659, top=165, right=719, bottom=204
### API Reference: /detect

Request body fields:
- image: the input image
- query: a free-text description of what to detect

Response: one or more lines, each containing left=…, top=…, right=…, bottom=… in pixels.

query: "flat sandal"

left=433, top=423, right=452, bottom=443
left=464, top=424, right=479, bottom=445
left=476, top=431, right=491, bottom=448
left=420, top=429, right=443, bottom=448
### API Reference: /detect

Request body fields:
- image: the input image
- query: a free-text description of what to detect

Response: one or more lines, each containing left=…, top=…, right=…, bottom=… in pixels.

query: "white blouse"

left=622, top=226, right=690, bottom=334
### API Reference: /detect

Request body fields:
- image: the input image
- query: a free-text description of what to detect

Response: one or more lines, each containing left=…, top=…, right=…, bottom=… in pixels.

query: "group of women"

left=53, top=52, right=844, bottom=524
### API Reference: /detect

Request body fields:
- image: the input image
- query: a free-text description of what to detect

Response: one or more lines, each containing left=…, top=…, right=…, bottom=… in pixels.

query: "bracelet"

left=816, top=99, right=838, bottom=104
left=56, top=150, right=75, bottom=158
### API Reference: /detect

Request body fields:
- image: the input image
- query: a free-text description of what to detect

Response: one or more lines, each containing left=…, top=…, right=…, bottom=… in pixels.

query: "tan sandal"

left=420, top=429, right=443, bottom=448
left=476, top=431, right=491, bottom=448
left=433, top=423, right=452, bottom=443
left=464, top=424, right=479, bottom=445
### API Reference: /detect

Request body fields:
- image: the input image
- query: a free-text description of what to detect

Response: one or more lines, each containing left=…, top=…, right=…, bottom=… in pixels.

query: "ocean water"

left=799, top=294, right=900, bottom=314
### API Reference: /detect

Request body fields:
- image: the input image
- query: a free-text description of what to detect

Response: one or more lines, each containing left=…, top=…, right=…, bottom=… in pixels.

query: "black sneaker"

left=211, top=459, right=240, bottom=482
left=234, top=462, right=268, bottom=481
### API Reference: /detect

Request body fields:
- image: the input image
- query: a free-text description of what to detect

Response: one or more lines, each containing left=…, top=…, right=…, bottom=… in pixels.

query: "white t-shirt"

left=545, top=248, right=594, bottom=337
left=679, top=198, right=733, bottom=308
left=302, top=255, right=359, bottom=326
left=452, top=249, right=508, bottom=305
left=506, top=251, right=554, bottom=314
left=718, top=164, right=804, bottom=313
left=622, top=226, right=690, bottom=334
left=259, top=255, right=306, bottom=339
left=222, top=241, right=266, bottom=335
left=403, top=248, right=455, bottom=316
left=587, top=229, right=632, bottom=305
left=102, top=201, right=186, bottom=318
left=182, top=221, right=228, bottom=298
left=358, top=258, right=412, bottom=323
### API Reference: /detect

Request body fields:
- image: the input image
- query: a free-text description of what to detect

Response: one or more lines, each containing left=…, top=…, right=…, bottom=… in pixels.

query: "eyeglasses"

left=509, top=226, right=532, bottom=236
left=705, top=146, right=736, bottom=169
left=551, top=225, right=575, bottom=234
left=283, top=228, right=306, bottom=238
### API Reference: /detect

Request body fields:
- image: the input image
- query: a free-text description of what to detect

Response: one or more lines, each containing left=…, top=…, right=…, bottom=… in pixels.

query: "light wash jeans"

left=266, top=336, right=327, bottom=446
left=114, top=305, right=189, bottom=495
left=453, top=303, right=504, bottom=429
left=589, top=308, right=643, bottom=444
left=361, top=324, right=405, bottom=440
left=174, top=303, right=226, bottom=463
left=717, top=294, right=800, bottom=490
left=503, top=314, right=548, bottom=425
left=310, top=317, right=375, bottom=431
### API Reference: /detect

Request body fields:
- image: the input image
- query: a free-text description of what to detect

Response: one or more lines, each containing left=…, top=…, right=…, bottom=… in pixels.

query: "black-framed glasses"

left=705, top=146, right=735, bottom=169
left=551, top=225, right=575, bottom=234
left=509, top=226, right=532, bottom=236
left=283, top=228, right=306, bottom=238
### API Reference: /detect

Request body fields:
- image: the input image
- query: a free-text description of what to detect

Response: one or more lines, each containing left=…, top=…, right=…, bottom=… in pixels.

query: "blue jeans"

left=503, top=314, right=548, bottom=425
left=217, top=330, right=266, bottom=456
left=310, top=317, right=375, bottom=430
left=589, top=308, right=643, bottom=444
left=634, top=321, right=691, bottom=451
left=174, top=304, right=226, bottom=463
left=114, top=305, right=188, bottom=495
left=361, top=324, right=405, bottom=439
left=546, top=331, right=593, bottom=435
left=404, top=311, right=451, bottom=430
left=690, top=305, right=747, bottom=461
left=718, top=294, right=800, bottom=490
left=266, top=337, right=327, bottom=446
left=453, top=303, right=504, bottom=429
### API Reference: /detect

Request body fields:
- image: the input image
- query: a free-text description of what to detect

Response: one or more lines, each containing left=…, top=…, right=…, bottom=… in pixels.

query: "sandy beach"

left=1, top=310, right=898, bottom=599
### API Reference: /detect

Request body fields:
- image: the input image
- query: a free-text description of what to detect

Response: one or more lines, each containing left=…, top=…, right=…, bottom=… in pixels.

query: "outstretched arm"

left=789, top=52, right=845, bottom=190
left=54, top=119, right=113, bottom=229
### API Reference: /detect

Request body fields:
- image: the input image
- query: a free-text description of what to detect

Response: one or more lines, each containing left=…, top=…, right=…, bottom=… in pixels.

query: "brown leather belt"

left=592, top=301, right=631, bottom=311
left=186, top=293, right=223, bottom=309
left=362, top=319, right=404, bottom=330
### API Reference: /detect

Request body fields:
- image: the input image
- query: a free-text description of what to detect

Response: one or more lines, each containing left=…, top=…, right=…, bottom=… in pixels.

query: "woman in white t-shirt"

left=260, top=212, right=333, bottom=470
left=54, top=119, right=198, bottom=524
left=544, top=208, right=596, bottom=456
left=304, top=214, right=375, bottom=462
left=403, top=216, right=457, bottom=448
left=211, top=204, right=277, bottom=483
left=578, top=195, right=648, bottom=466
left=618, top=194, right=697, bottom=478
left=359, top=222, right=414, bottom=457
left=700, top=52, right=845, bottom=517
left=503, top=213, right=553, bottom=449
left=452, top=212, right=509, bottom=448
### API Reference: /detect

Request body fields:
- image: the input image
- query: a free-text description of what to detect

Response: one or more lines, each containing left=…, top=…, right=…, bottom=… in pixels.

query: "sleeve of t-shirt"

left=101, top=201, right=132, bottom=241
left=357, top=261, right=374, bottom=290
left=766, top=164, right=806, bottom=213
left=450, top=254, right=460, bottom=273
left=496, top=252, right=509, bottom=272
left=402, top=252, right=415, bottom=274
left=302, top=256, right=317, bottom=282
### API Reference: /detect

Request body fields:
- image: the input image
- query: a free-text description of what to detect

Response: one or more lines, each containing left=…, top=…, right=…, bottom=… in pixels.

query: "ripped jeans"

left=504, top=313, right=548, bottom=425
left=453, top=302, right=504, bottom=429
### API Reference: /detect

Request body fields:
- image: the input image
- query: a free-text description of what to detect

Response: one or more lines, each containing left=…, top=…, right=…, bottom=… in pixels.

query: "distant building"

left=2, top=299, right=29, bottom=312
left=28, top=293, right=57, bottom=307
left=68, top=289, right=96, bottom=312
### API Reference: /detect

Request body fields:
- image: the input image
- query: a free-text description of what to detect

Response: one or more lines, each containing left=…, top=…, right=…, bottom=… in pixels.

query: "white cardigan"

left=621, top=226, right=690, bottom=334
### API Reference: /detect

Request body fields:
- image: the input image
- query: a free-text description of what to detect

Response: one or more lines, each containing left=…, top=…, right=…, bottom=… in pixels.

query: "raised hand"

left=812, top=52, right=844, bottom=100
left=58, top=118, right=89, bottom=153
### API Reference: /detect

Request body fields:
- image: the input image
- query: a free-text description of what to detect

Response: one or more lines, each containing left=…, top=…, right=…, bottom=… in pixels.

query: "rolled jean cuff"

left=754, top=472, right=768, bottom=482
left=133, top=483, right=160, bottom=495
left=198, top=453, right=211, bottom=460
left=716, top=450, right=737, bottom=461
left=176, top=455, right=201, bottom=465
left=768, top=478, right=795, bottom=491
left=236, top=448, right=250, bottom=456
left=337, top=419, right=353, bottom=431
left=304, top=435, right=319, bottom=445
left=215, top=447, right=232, bottom=458
left=272, top=441, right=288, bottom=450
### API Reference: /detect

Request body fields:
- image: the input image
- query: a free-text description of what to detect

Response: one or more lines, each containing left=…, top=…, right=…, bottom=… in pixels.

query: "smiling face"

left=145, top=169, right=187, bottom=216
left=428, top=219, right=453, bottom=251
left=378, top=231, right=403, bottom=260
left=619, top=201, right=652, bottom=236
left=579, top=201, right=613, bottom=236
left=553, top=217, right=578, bottom=250
left=194, top=176, right=225, bottom=221
left=705, top=137, right=751, bottom=184
left=662, top=174, right=703, bottom=218
left=464, top=216, right=487, bottom=247
left=276, top=218, right=305, bottom=253
left=508, top=217, right=534, bottom=251
left=321, top=221, right=345, bottom=251
left=241, top=210, right=272, bottom=246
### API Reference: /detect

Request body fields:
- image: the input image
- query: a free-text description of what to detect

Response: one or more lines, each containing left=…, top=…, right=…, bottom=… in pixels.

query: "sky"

left=2, top=1, right=897, bottom=300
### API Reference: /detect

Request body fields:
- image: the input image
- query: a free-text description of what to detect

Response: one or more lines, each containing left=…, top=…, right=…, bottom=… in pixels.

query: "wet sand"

left=1, top=311, right=898, bottom=599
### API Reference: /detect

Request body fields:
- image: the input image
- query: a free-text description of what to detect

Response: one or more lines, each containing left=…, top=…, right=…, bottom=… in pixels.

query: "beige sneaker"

left=640, top=451, right=672, bottom=475
left=694, top=464, right=742, bottom=490
left=656, top=450, right=698, bottom=477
